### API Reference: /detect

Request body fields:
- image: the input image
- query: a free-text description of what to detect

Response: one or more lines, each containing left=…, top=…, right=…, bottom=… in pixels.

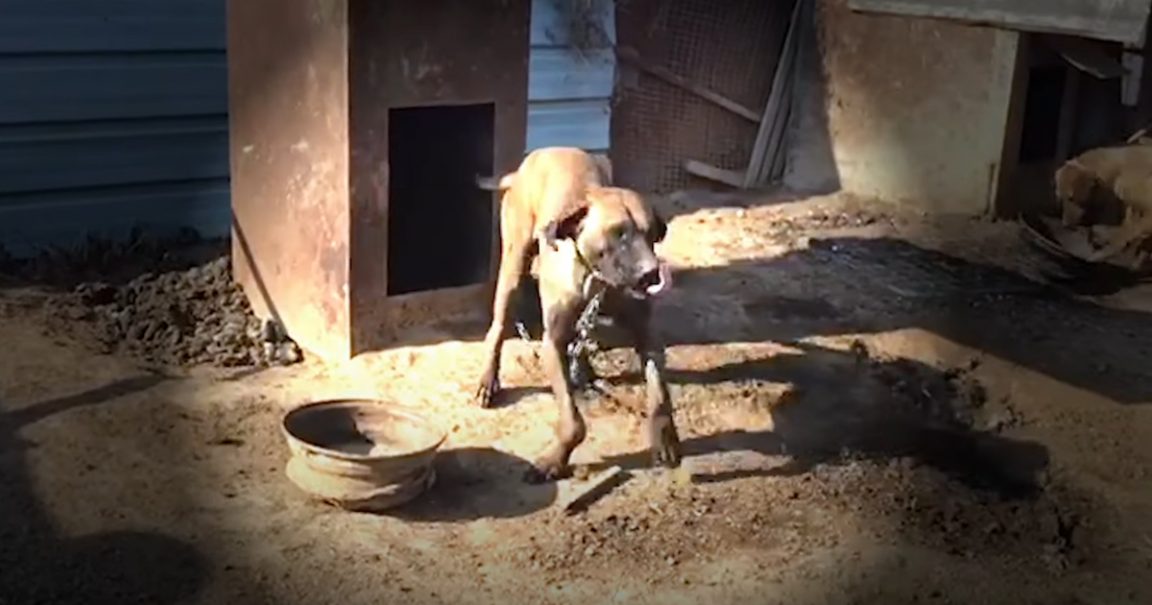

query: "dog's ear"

left=540, top=206, right=589, bottom=249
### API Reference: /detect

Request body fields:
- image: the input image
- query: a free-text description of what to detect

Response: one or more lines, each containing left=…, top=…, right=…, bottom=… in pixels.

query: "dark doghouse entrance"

left=1004, top=35, right=1128, bottom=217
left=1017, top=64, right=1065, bottom=164
left=387, top=103, right=495, bottom=296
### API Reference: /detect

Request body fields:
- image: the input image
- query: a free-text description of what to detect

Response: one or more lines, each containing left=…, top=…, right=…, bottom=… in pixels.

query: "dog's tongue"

left=645, top=262, right=673, bottom=296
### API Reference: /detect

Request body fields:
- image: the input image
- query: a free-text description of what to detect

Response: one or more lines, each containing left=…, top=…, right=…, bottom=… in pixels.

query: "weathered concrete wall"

left=786, top=0, right=1021, bottom=215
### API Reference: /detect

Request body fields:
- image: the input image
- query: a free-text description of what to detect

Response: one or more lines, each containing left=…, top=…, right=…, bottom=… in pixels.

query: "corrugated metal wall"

left=0, top=0, right=612, bottom=255
left=526, top=0, right=616, bottom=155
left=0, top=0, right=231, bottom=255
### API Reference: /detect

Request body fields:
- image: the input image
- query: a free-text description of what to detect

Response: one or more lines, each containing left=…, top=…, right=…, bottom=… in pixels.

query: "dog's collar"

left=571, top=242, right=611, bottom=288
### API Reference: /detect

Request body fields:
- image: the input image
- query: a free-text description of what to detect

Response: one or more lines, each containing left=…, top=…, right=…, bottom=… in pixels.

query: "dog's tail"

left=476, top=171, right=517, bottom=192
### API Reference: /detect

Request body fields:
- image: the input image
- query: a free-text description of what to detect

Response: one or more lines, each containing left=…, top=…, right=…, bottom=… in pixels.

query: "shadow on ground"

left=0, top=377, right=209, bottom=604
left=598, top=341, right=1048, bottom=500
left=659, top=236, right=1152, bottom=404
left=392, top=447, right=558, bottom=522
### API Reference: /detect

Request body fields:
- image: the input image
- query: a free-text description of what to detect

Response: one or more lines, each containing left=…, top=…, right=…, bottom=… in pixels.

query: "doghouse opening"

left=1017, top=64, right=1065, bottom=164
left=1001, top=38, right=1077, bottom=217
left=387, top=103, right=495, bottom=296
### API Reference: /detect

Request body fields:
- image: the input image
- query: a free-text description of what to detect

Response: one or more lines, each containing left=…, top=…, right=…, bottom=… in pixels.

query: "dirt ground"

left=2, top=191, right=1152, bottom=605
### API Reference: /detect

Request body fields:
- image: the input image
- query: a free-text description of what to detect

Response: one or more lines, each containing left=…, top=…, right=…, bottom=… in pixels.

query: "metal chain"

left=512, top=264, right=606, bottom=370
left=567, top=284, right=605, bottom=361
left=514, top=319, right=533, bottom=343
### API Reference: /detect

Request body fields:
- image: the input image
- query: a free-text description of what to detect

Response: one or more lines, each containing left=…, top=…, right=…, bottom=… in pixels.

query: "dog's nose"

left=637, top=268, right=662, bottom=290
left=635, top=262, right=671, bottom=297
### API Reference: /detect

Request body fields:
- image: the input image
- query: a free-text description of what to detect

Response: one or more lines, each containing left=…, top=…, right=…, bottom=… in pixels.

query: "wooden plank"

left=764, top=0, right=809, bottom=185
left=768, top=98, right=794, bottom=182
left=561, top=465, right=626, bottom=514
left=745, top=0, right=805, bottom=188
left=763, top=52, right=799, bottom=183
left=615, top=46, right=762, bottom=123
left=684, top=159, right=744, bottom=188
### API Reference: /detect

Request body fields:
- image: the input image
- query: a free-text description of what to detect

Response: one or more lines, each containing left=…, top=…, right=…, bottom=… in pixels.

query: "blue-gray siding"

left=527, top=0, right=616, bottom=154
left=0, top=0, right=613, bottom=255
left=0, top=0, right=230, bottom=255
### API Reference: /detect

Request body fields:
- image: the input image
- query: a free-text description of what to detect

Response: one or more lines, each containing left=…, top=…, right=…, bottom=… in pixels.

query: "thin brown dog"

left=476, top=147, right=680, bottom=482
left=1055, top=144, right=1152, bottom=263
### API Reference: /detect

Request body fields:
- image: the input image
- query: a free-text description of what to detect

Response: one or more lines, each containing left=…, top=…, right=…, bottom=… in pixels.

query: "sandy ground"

left=2, top=192, right=1152, bottom=605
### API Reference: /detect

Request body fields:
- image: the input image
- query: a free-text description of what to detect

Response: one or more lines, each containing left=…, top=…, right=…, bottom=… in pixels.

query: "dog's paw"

left=473, top=374, right=501, bottom=409
left=523, top=457, right=572, bottom=484
left=648, top=413, right=682, bottom=469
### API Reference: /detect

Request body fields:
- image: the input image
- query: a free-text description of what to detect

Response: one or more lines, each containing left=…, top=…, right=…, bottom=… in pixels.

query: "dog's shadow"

left=390, top=446, right=558, bottom=522
left=593, top=341, right=1049, bottom=499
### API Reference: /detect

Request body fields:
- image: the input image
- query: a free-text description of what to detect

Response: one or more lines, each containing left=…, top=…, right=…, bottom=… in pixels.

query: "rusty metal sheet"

left=228, top=0, right=352, bottom=361
left=847, top=0, right=1152, bottom=45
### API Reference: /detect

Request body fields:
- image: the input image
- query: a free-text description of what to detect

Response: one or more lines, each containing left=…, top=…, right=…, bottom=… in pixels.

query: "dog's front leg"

left=525, top=300, right=586, bottom=483
left=475, top=202, right=533, bottom=408
left=620, top=300, right=681, bottom=469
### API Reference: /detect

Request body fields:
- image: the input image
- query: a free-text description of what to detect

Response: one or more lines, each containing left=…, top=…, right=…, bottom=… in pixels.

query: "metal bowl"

left=281, top=399, right=445, bottom=512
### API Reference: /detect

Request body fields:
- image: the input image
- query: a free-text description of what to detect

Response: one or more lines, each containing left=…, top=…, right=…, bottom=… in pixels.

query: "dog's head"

left=542, top=186, right=670, bottom=298
left=1055, top=160, right=1098, bottom=227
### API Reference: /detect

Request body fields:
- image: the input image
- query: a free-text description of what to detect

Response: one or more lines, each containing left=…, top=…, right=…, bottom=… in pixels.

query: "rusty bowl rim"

left=281, top=398, right=447, bottom=463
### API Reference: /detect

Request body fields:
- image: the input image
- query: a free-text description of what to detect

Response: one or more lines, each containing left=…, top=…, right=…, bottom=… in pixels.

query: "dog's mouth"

left=630, top=262, right=672, bottom=299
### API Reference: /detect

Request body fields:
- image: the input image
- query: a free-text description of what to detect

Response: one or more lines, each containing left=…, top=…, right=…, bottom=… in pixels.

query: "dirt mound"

left=43, top=256, right=301, bottom=369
